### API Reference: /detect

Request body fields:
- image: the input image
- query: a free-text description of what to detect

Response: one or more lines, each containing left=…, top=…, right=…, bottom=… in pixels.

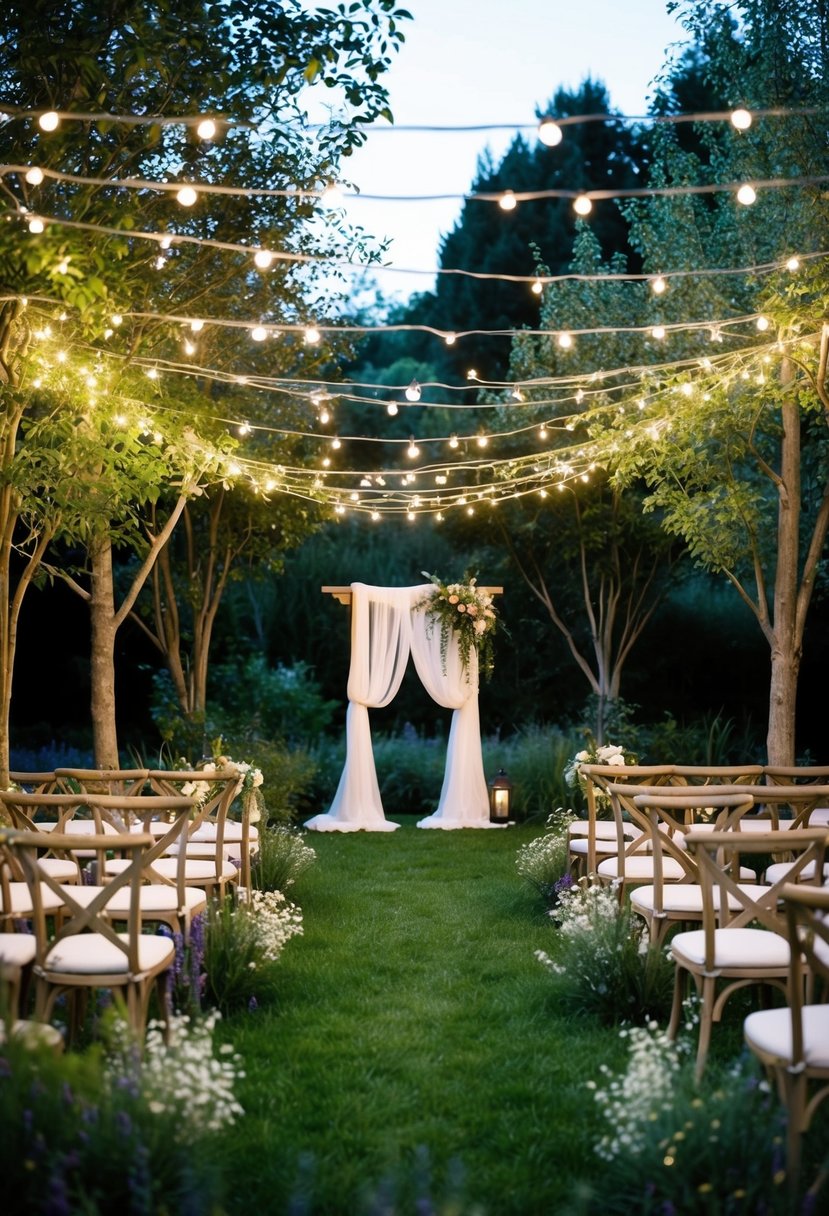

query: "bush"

left=515, top=808, right=575, bottom=906
left=203, top=890, right=303, bottom=1014
left=0, top=1017, right=235, bottom=1215
left=536, top=879, right=674, bottom=1025
left=209, top=656, right=339, bottom=746
left=252, top=824, right=317, bottom=893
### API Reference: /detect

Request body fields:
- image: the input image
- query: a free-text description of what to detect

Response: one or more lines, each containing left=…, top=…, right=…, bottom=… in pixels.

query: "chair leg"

left=668, top=965, right=686, bottom=1040
left=780, top=1067, right=807, bottom=1199
left=694, top=977, right=716, bottom=1082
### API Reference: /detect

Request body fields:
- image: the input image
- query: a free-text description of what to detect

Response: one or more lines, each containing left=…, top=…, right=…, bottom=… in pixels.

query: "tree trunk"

left=89, top=534, right=121, bottom=768
left=766, top=646, right=799, bottom=766
left=766, top=376, right=800, bottom=766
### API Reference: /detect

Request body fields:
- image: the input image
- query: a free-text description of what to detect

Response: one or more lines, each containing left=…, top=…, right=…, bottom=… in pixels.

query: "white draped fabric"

left=304, top=583, right=493, bottom=832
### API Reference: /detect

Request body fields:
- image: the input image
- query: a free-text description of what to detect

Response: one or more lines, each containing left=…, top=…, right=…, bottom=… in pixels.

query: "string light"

left=254, top=249, right=274, bottom=270
left=737, top=184, right=757, bottom=205
left=25, top=166, right=43, bottom=185
left=250, top=325, right=268, bottom=341
left=405, top=379, right=422, bottom=402
left=557, top=332, right=573, bottom=349
left=531, top=279, right=543, bottom=295
left=407, top=438, right=420, bottom=458
left=176, top=185, right=198, bottom=207
left=444, top=332, right=457, bottom=345
left=651, top=325, right=666, bottom=340
left=756, top=315, right=769, bottom=331
left=196, top=118, right=217, bottom=140
left=651, top=275, right=667, bottom=295
left=498, top=190, right=517, bottom=211
left=538, top=118, right=563, bottom=147
left=730, top=108, right=753, bottom=130
left=387, top=402, right=399, bottom=416
left=786, top=256, right=800, bottom=271
left=28, top=217, right=44, bottom=233
left=190, top=318, right=204, bottom=332
left=38, top=111, right=59, bottom=132
left=573, top=194, right=593, bottom=216
left=304, top=325, right=321, bottom=345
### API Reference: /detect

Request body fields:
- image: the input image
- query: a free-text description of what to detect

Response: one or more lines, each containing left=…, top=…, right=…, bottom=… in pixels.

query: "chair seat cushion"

left=568, top=820, right=639, bottom=840
left=0, top=932, right=36, bottom=966
left=670, top=927, right=790, bottom=969
left=1, top=882, right=65, bottom=915
left=597, top=856, right=686, bottom=881
left=190, top=822, right=258, bottom=844
left=104, top=857, right=237, bottom=882
left=764, top=860, right=829, bottom=884
left=744, top=1005, right=829, bottom=1069
left=59, top=885, right=207, bottom=914
left=631, top=883, right=770, bottom=915
left=36, top=859, right=79, bottom=882
left=569, top=837, right=626, bottom=857
left=45, top=932, right=174, bottom=976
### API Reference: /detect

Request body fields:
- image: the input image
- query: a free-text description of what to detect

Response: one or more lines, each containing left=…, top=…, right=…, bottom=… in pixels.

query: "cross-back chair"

left=669, top=827, right=829, bottom=1080
left=0, top=828, right=176, bottom=1042
left=744, top=882, right=829, bottom=1192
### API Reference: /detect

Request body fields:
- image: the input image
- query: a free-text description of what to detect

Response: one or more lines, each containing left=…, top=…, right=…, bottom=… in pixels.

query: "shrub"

left=515, top=808, right=575, bottom=906
left=252, top=824, right=317, bottom=893
left=536, top=879, right=674, bottom=1025
left=0, top=1018, right=233, bottom=1214
left=203, top=889, right=303, bottom=1014
left=581, top=1027, right=804, bottom=1214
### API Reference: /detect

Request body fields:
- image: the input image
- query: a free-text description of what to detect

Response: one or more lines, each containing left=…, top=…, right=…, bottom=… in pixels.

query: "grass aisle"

left=220, top=821, right=626, bottom=1215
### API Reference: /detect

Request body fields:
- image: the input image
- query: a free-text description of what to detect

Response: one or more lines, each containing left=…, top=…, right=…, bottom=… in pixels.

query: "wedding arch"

left=304, top=582, right=502, bottom=832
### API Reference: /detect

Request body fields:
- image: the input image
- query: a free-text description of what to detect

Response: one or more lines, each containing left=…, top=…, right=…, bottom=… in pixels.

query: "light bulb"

left=573, top=194, right=593, bottom=217
left=237, top=421, right=251, bottom=436
left=449, top=434, right=459, bottom=449
left=476, top=434, right=489, bottom=448
left=387, top=402, right=399, bottom=416
left=319, top=408, right=331, bottom=424
left=146, top=367, right=158, bottom=380
left=557, top=331, right=573, bottom=349
left=444, top=332, right=456, bottom=345
left=25, top=166, right=43, bottom=185
left=538, top=118, right=563, bottom=147
left=183, top=339, right=196, bottom=355
left=531, top=279, right=543, bottom=295
left=498, top=190, right=517, bottom=211
left=304, top=325, right=321, bottom=345
left=371, top=511, right=380, bottom=521
left=651, top=275, right=667, bottom=295
left=254, top=249, right=274, bottom=270
left=466, top=368, right=478, bottom=380
left=332, top=437, right=341, bottom=450
left=786, top=256, right=800, bottom=272
left=28, top=217, right=44, bottom=233
left=154, top=255, right=166, bottom=270
left=159, top=235, right=173, bottom=250
left=651, top=325, right=666, bottom=340
left=250, top=325, right=268, bottom=342
left=321, top=182, right=343, bottom=207
left=407, top=439, right=420, bottom=459
left=111, top=313, right=123, bottom=327
left=196, top=118, right=217, bottom=140
left=176, top=185, right=198, bottom=207
left=407, top=511, right=416, bottom=522
left=38, top=111, right=59, bottom=132
left=190, top=318, right=204, bottom=332
left=730, top=108, right=752, bottom=131
left=405, top=379, right=421, bottom=402
left=756, top=315, right=769, bottom=331
left=737, top=184, right=756, bottom=206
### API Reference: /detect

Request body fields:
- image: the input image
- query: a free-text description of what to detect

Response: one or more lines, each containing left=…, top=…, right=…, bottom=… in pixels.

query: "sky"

left=324, top=0, right=690, bottom=300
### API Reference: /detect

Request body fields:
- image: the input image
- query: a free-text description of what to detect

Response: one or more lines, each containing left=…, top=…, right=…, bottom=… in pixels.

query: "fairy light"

left=159, top=235, right=173, bottom=250
left=55, top=350, right=67, bottom=363
left=498, top=190, right=517, bottom=211
left=190, top=318, right=204, bottom=332
left=25, top=166, right=44, bottom=185
left=531, top=279, right=543, bottom=295
left=467, top=368, right=478, bottom=380
left=756, top=315, right=770, bottom=331
left=444, top=332, right=456, bottom=345
left=183, top=339, right=196, bottom=355
left=237, top=421, right=251, bottom=436
left=539, top=425, right=548, bottom=439
left=196, top=118, right=217, bottom=140
left=250, top=325, right=268, bottom=342
left=38, top=111, right=59, bottom=132
left=538, top=118, right=563, bottom=147
left=154, top=255, right=166, bottom=270
left=737, top=184, right=757, bottom=205
left=319, top=407, right=331, bottom=424
left=304, top=325, right=321, bottom=345
left=405, top=379, right=422, bottom=402
left=651, top=325, right=666, bottom=340
left=371, top=510, right=380, bottom=521
left=28, top=217, right=44, bottom=233
left=332, top=436, right=341, bottom=450
left=730, top=108, right=752, bottom=131
left=254, top=249, right=274, bottom=270
left=476, top=434, right=489, bottom=448
left=449, top=434, right=459, bottom=449
left=407, top=510, right=416, bottom=522
left=321, top=181, right=344, bottom=207
left=176, top=185, right=198, bottom=207
left=558, top=332, right=573, bottom=349
left=407, top=438, right=420, bottom=458
left=573, top=194, right=593, bottom=217
left=111, top=313, right=123, bottom=326
left=387, top=402, right=399, bottom=416
left=651, top=275, right=667, bottom=295
left=146, top=367, right=158, bottom=380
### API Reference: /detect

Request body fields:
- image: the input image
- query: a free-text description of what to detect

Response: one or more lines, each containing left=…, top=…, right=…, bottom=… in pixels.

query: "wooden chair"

left=669, top=828, right=829, bottom=1080
left=628, top=791, right=765, bottom=948
left=1, top=828, right=176, bottom=1042
left=744, top=883, right=829, bottom=1192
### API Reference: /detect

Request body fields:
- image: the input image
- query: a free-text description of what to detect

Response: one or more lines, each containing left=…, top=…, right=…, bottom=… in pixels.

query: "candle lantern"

left=489, top=768, right=513, bottom=824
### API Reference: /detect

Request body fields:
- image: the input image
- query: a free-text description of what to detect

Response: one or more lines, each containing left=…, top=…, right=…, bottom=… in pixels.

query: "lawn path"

left=223, top=821, right=620, bottom=1214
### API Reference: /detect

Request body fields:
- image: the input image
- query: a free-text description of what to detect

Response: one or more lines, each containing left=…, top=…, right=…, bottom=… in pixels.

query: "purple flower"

left=248, top=996, right=258, bottom=1012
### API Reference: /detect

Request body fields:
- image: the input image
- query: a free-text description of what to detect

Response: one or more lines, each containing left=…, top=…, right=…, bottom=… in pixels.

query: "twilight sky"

left=320, top=0, right=690, bottom=298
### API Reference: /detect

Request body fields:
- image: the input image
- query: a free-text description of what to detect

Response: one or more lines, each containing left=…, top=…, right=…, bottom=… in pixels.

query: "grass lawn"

left=217, top=819, right=626, bottom=1214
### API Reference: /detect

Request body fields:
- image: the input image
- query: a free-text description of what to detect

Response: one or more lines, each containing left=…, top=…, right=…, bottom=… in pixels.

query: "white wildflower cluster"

left=248, top=888, right=304, bottom=963
left=564, top=741, right=631, bottom=790
left=590, top=1021, right=686, bottom=1161
left=107, top=1011, right=245, bottom=1135
left=515, top=809, right=574, bottom=888
left=551, top=877, right=622, bottom=939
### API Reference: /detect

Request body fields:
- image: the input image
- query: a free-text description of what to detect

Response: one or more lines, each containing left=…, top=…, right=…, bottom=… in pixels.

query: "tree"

left=0, top=0, right=410, bottom=774
left=596, top=0, right=829, bottom=764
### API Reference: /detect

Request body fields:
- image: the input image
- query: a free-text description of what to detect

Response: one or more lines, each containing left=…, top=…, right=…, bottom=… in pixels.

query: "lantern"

left=489, top=768, right=513, bottom=824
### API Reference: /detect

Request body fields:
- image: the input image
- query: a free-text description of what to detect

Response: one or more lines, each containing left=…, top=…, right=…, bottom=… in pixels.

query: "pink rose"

left=467, top=604, right=478, bottom=615
left=457, top=603, right=466, bottom=612
left=448, top=594, right=459, bottom=604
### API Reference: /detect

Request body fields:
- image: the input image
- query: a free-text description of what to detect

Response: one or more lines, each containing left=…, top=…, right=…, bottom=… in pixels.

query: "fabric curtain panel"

left=305, top=583, right=493, bottom=833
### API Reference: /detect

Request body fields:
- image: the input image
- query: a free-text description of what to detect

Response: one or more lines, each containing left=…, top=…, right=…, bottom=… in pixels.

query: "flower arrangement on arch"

left=417, top=572, right=499, bottom=679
